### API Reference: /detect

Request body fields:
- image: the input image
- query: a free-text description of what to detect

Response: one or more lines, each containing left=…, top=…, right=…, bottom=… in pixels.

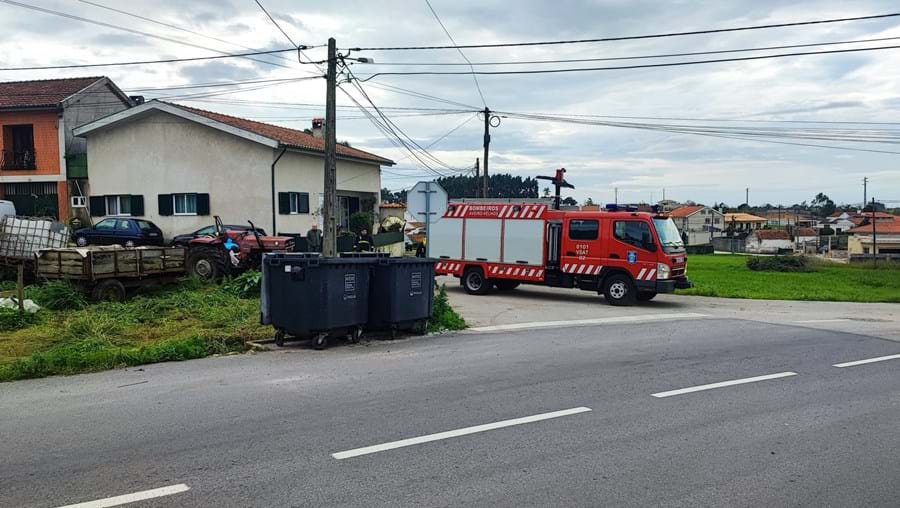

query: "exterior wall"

left=0, top=110, right=61, bottom=177
left=673, top=208, right=723, bottom=245
left=62, top=80, right=131, bottom=156
left=848, top=234, right=900, bottom=254
left=746, top=237, right=793, bottom=254
left=85, top=111, right=381, bottom=239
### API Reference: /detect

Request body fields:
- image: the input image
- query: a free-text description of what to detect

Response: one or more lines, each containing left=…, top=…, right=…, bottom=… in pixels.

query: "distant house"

left=0, top=77, right=132, bottom=220
left=656, top=199, right=683, bottom=212
left=846, top=219, right=900, bottom=257
left=724, top=212, right=767, bottom=234
left=762, top=209, right=817, bottom=227
left=669, top=205, right=723, bottom=246
left=379, top=202, right=406, bottom=222
left=746, top=230, right=792, bottom=254
left=793, top=227, right=818, bottom=251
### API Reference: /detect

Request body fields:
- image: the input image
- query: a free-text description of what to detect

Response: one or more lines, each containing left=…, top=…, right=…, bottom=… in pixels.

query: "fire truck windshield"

left=652, top=218, right=685, bottom=254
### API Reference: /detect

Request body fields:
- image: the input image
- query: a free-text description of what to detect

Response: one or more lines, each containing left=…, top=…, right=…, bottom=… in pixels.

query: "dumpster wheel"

left=348, top=326, right=364, bottom=344
left=274, top=329, right=286, bottom=347
left=312, top=333, right=329, bottom=350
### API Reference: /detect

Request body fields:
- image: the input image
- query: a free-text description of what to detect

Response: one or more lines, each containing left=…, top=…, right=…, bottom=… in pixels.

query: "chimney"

left=311, top=117, right=324, bottom=139
left=129, top=95, right=145, bottom=105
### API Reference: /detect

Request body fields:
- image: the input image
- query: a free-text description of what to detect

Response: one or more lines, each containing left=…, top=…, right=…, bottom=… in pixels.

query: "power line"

left=423, top=0, right=487, bottom=108
left=392, top=113, right=479, bottom=163
left=362, top=81, right=480, bottom=109
left=0, top=0, right=300, bottom=70
left=349, top=12, right=900, bottom=50
left=0, top=48, right=299, bottom=71
left=356, top=44, right=900, bottom=80
left=358, top=35, right=900, bottom=66
left=254, top=0, right=298, bottom=48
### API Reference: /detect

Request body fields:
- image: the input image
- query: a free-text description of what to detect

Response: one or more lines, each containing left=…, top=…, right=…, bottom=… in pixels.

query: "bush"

left=28, top=281, right=87, bottom=310
left=349, top=211, right=375, bottom=234
left=427, top=285, right=466, bottom=333
left=220, top=270, right=261, bottom=298
left=746, top=255, right=815, bottom=272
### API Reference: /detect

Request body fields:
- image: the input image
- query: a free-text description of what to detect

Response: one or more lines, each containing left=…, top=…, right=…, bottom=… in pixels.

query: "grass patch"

left=677, top=254, right=900, bottom=302
left=428, top=285, right=467, bottom=333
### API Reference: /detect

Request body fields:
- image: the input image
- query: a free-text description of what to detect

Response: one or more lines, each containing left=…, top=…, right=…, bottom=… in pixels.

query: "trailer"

left=35, top=245, right=186, bottom=301
left=430, top=200, right=692, bottom=305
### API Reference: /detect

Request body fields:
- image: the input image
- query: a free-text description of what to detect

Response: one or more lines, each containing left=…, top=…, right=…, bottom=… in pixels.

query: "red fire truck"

left=430, top=200, right=692, bottom=305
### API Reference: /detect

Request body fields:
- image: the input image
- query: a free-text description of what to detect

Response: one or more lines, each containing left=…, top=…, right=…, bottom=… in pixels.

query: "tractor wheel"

left=462, top=267, right=491, bottom=295
left=187, top=247, right=228, bottom=281
left=494, top=280, right=520, bottom=291
left=91, top=279, right=127, bottom=302
left=602, top=273, right=637, bottom=306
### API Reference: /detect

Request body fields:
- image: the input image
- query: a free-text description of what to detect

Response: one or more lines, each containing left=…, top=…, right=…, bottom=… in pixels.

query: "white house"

left=746, top=230, right=793, bottom=254
left=73, top=100, right=393, bottom=238
left=669, top=205, right=723, bottom=246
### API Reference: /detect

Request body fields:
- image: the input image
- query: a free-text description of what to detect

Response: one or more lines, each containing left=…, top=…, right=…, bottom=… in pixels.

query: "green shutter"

left=158, top=194, right=173, bottom=216
left=298, top=193, right=310, bottom=214
left=130, top=195, right=145, bottom=216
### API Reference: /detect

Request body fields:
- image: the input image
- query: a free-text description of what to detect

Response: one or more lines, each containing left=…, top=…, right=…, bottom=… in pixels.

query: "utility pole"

left=745, top=187, right=749, bottom=207
left=482, top=107, right=491, bottom=199
left=863, top=177, right=868, bottom=209
left=322, top=37, right=337, bottom=257
left=474, top=157, right=480, bottom=197
left=871, top=197, right=877, bottom=266
left=614, top=187, right=618, bottom=205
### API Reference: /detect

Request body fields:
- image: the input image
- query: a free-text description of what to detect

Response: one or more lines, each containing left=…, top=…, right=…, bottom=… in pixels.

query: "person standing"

left=355, top=228, right=374, bottom=252
left=306, top=224, right=322, bottom=253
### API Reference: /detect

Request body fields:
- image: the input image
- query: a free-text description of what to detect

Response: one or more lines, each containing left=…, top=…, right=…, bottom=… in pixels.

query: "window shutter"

left=278, top=192, right=290, bottom=214
left=158, top=194, right=173, bottom=216
left=130, top=195, right=145, bottom=216
left=196, top=193, right=210, bottom=215
left=298, top=193, right=310, bottom=214
left=89, top=196, right=106, bottom=217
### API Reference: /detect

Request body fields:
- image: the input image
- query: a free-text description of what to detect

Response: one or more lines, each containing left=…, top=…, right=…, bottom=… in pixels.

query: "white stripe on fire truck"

left=637, top=268, right=647, bottom=280
left=594, top=265, right=603, bottom=275
left=647, top=269, right=656, bottom=280
left=578, top=265, right=587, bottom=274
left=528, top=269, right=535, bottom=276
left=536, top=269, right=544, bottom=277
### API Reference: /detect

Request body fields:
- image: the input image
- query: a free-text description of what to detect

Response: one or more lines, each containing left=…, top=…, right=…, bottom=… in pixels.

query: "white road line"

left=651, top=372, right=797, bottom=398
left=332, top=407, right=591, bottom=460
left=833, top=354, right=900, bottom=368
left=56, top=484, right=190, bottom=508
left=468, top=313, right=707, bottom=333
left=794, top=319, right=852, bottom=323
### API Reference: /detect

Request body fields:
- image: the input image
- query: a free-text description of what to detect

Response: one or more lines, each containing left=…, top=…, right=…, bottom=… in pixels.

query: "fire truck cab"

left=431, top=201, right=692, bottom=305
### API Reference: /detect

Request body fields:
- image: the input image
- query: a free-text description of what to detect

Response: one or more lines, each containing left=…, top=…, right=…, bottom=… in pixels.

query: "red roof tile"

left=847, top=221, right=900, bottom=234
left=669, top=205, right=705, bottom=218
left=170, top=102, right=393, bottom=165
left=0, top=77, right=103, bottom=109
left=751, top=230, right=791, bottom=240
left=794, top=227, right=817, bottom=236
left=380, top=202, right=406, bottom=208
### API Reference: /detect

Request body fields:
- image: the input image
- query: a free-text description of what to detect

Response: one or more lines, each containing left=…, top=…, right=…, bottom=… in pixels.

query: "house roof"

left=846, top=221, right=900, bottom=234
left=0, top=76, right=128, bottom=110
left=669, top=205, right=705, bottom=218
left=73, top=99, right=393, bottom=166
left=724, top=212, right=767, bottom=222
left=751, top=230, right=791, bottom=240
left=794, top=227, right=818, bottom=236
left=380, top=202, right=406, bottom=209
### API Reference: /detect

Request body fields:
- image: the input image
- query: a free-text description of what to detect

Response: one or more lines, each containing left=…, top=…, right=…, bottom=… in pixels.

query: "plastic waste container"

left=368, top=258, right=436, bottom=334
left=261, top=252, right=372, bottom=349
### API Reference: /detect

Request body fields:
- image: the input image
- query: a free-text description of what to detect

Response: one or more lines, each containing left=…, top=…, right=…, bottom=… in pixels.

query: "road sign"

left=406, top=181, right=448, bottom=257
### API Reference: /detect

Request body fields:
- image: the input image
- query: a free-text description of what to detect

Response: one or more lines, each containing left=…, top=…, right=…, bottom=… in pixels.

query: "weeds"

left=0, top=307, right=42, bottom=332
left=28, top=280, right=87, bottom=310
left=428, top=284, right=466, bottom=333
left=746, top=255, right=814, bottom=272
left=220, top=270, right=262, bottom=298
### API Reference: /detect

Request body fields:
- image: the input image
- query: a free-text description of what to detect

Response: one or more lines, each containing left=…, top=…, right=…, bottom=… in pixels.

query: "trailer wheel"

left=602, top=273, right=636, bottom=306
left=274, top=329, right=286, bottom=347
left=637, top=292, right=657, bottom=302
left=91, top=279, right=127, bottom=302
left=494, top=280, right=520, bottom=291
left=462, top=267, right=491, bottom=295
left=312, top=333, right=329, bottom=350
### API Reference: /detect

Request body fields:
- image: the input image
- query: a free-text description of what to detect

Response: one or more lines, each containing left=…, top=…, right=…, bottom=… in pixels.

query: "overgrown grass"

left=428, top=285, right=467, bottom=333
left=0, top=278, right=268, bottom=382
left=676, top=254, right=900, bottom=302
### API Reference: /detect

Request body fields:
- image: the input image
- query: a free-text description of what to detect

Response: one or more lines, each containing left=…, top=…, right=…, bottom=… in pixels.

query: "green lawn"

left=676, top=254, right=900, bottom=303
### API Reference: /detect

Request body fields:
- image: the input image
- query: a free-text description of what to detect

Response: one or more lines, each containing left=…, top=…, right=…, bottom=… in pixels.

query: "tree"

left=863, top=201, right=886, bottom=212
left=584, top=197, right=595, bottom=206
left=561, top=197, right=578, bottom=206
left=436, top=173, right=539, bottom=199
left=811, top=192, right=836, bottom=217
left=542, top=187, right=551, bottom=198
left=380, top=188, right=407, bottom=203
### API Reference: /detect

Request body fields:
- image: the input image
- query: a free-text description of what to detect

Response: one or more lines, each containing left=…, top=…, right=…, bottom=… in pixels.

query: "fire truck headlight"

left=657, top=263, right=671, bottom=280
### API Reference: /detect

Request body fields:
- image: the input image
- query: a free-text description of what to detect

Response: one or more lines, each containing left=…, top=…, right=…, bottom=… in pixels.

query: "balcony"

left=0, top=149, right=36, bottom=170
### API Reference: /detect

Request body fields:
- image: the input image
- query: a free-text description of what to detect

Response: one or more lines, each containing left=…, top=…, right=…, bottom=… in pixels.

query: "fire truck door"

left=561, top=218, right=603, bottom=274
left=609, top=219, right=658, bottom=280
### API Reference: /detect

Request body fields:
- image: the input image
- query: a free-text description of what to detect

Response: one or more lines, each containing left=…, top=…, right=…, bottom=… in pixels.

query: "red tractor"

left=186, top=216, right=294, bottom=280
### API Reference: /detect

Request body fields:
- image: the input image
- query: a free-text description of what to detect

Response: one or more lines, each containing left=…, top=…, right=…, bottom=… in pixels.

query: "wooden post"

left=16, top=263, right=24, bottom=312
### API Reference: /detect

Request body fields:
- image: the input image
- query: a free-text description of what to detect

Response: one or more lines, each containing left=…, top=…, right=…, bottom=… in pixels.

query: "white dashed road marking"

left=651, top=372, right=798, bottom=398
left=56, top=484, right=190, bottom=508
left=833, top=354, right=900, bottom=368
left=332, top=407, right=592, bottom=460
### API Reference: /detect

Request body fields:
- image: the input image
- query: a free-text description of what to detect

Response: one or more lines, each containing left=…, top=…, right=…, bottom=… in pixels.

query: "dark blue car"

left=74, top=218, right=165, bottom=247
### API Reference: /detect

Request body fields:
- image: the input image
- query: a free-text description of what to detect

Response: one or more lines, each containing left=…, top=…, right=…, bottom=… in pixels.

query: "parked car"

left=73, top=218, right=165, bottom=247
left=170, top=224, right=267, bottom=246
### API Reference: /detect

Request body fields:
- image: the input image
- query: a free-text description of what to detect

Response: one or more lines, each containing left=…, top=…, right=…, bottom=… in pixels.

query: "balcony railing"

left=1, top=149, right=36, bottom=170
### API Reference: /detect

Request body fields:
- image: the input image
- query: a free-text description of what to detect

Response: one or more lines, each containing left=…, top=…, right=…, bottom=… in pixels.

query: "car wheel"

left=462, top=267, right=491, bottom=295
left=75, top=236, right=88, bottom=247
left=602, top=273, right=637, bottom=306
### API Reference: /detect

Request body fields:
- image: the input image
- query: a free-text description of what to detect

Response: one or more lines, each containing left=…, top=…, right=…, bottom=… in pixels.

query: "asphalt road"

left=2, top=316, right=900, bottom=507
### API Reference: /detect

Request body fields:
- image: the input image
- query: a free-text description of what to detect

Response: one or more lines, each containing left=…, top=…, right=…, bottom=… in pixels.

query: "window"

left=105, top=195, right=132, bottom=216
left=95, top=218, right=117, bottom=230
left=116, top=219, right=133, bottom=230
left=714, top=217, right=721, bottom=224
left=173, top=193, right=197, bottom=215
left=569, top=219, right=598, bottom=240
left=1, top=125, right=35, bottom=170
left=614, top=220, right=655, bottom=251
left=704, top=218, right=711, bottom=224
left=289, top=192, right=309, bottom=214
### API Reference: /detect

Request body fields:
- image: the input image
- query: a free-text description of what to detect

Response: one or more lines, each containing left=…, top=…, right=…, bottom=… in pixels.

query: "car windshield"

left=652, top=218, right=685, bottom=254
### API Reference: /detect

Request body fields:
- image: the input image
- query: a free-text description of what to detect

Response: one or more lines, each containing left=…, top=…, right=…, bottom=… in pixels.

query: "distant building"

left=762, top=209, right=817, bottom=227
left=746, top=230, right=792, bottom=254
left=724, top=212, right=767, bottom=234
left=669, top=205, right=723, bottom=246
left=846, top=219, right=900, bottom=257
left=656, top=199, right=683, bottom=213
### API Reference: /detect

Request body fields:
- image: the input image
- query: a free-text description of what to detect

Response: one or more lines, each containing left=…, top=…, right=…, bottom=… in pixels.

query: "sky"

left=2, top=0, right=900, bottom=208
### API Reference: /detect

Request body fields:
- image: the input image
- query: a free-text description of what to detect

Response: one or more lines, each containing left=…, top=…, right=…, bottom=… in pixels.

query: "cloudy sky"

left=2, top=0, right=900, bottom=207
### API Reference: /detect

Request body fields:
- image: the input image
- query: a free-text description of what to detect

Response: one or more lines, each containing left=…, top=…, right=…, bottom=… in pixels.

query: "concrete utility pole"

left=322, top=37, right=337, bottom=257
left=615, top=187, right=618, bottom=205
left=871, top=197, right=877, bottom=266
left=745, top=187, right=749, bottom=207
left=482, top=107, right=491, bottom=199
left=863, top=177, right=868, bottom=208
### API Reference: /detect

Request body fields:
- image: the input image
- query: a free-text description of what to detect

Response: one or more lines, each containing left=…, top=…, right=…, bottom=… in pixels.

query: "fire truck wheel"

left=637, top=292, right=657, bottom=302
left=602, top=273, right=636, bottom=306
left=494, top=280, right=520, bottom=291
left=462, top=267, right=492, bottom=295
